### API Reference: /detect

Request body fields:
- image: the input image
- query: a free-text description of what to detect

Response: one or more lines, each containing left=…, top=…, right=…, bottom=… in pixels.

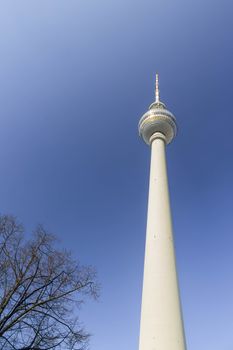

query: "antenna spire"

left=155, top=73, right=160, bottom=103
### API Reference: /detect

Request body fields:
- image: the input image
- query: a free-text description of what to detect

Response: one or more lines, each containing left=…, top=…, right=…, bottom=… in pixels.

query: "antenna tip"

left=155, top=73, right=160, bottom=102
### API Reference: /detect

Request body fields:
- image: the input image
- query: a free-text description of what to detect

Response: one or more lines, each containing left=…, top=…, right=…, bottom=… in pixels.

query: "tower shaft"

left=139, top=132, right=186, bottom=350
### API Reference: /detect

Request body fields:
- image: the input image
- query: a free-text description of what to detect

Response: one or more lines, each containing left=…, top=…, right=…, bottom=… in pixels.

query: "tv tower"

left=138, top=75, right=186, bottom=350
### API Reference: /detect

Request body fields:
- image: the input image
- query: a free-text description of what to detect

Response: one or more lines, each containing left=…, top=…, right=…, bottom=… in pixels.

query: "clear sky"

left=0, top=1, right=233, bottom=349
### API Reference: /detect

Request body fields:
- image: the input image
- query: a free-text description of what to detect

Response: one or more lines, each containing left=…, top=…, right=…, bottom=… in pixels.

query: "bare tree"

left=0, top=215, right=98, bottom=350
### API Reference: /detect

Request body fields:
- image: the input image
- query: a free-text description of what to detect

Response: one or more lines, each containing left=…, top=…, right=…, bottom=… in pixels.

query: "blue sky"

left=0, top=0, right=233, bottom=349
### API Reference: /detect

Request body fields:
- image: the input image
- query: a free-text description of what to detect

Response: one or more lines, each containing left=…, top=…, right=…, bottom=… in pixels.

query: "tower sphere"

left=138, top=75, right=177, bottom=145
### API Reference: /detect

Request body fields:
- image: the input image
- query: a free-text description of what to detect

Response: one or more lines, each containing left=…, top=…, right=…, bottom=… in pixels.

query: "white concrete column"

left=139, top=132, right=186, bottom=350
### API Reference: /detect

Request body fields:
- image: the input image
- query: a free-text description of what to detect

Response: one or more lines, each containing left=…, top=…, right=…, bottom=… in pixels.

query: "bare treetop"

left=0, top=215, right=99, bottom=350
